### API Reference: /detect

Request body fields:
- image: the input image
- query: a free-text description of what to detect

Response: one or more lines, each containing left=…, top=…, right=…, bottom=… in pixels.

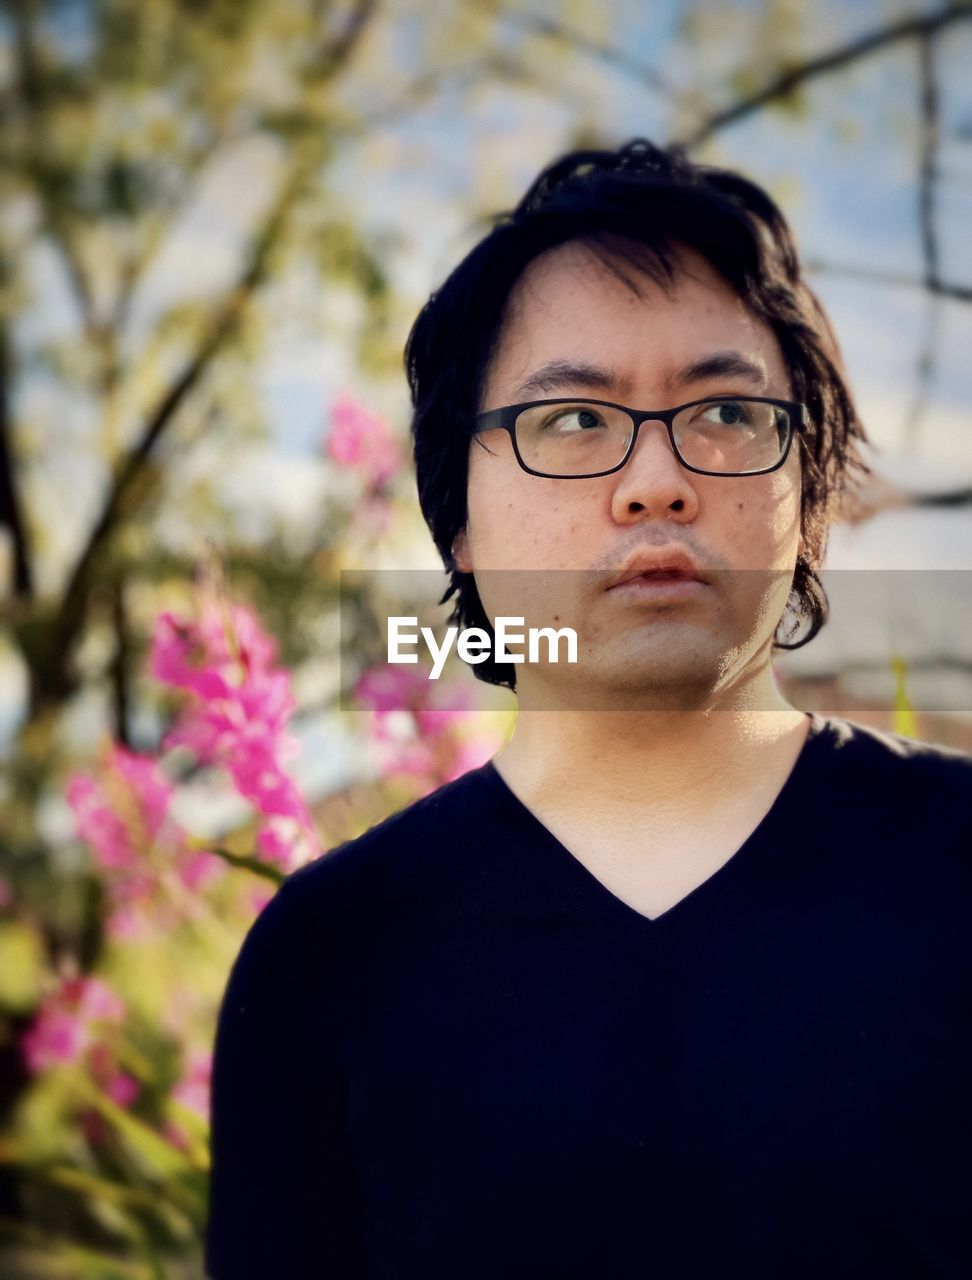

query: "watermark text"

left=388, top=616, right=578, bottom=679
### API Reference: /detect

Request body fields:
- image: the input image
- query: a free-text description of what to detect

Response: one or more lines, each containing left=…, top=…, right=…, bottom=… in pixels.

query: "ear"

left=451, top=527, right=472, bottom=572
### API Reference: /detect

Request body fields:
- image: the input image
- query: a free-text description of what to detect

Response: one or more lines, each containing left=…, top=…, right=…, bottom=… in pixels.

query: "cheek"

left=466, top=458, right=591, bottom=569
left=721, top=470, right=801, bottom=569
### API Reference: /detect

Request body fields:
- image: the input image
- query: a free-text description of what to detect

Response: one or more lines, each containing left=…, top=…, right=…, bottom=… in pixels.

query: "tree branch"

left=837, top=471, right=972, bottom=525
left=108, top=2, right=378, bottom=335
left=803, top=258, right=972, bottom=302
left=0, top=322, right=33, bottom=599
left=903, top=31, right=944, bottom=447
left=345, top=55, right=510, bottom=133
left=107, top=124, right=250, bottom=342
left=507, top=11, right=671, bottom=97
left=108, top=577, right=130, bottom=747
left=916, top=33, right=942, bottom=290
left=313, top=0, right=378, bottom=78
left=106, top=0, right=379, bottom=337
left=679, top=5, right=972, bottom=149
left=12, top=3, right=98, bottom=334
left=31, top=149, right=320, bottom=710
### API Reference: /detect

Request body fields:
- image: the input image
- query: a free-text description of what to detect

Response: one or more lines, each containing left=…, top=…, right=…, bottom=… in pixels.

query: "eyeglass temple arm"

left=470, top=407, right=514, bottom=434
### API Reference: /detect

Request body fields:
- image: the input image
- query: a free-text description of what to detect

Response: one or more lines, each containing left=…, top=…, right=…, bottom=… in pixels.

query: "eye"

left=695, top=400, right=754, bottom=427
left=540, top=406, right=608, bottom=433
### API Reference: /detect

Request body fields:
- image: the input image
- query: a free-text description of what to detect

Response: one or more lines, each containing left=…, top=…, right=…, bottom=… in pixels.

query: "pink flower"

left=325, top=393, right=400, bottom=490
left=225, top=724, right=310, bottom=821
left=353, top=663, right=429, bottom=716
left=414, top=697, right=476, bottom=738
left=22, top=976, right=125, bottom=1074
left=86, top=1042, right=142, bottom=1108
left=69, top=743, right=226, bottom=934
left=68, top=747, right=176, bottom=877
left=105, top=903, right=151, bottom=942
left=248, top=884, right=275, bottom=916
left=353, top=662, right=501, bottom=788
left=256, top=816, right=317, bottom=872
left=77, top=978, right=125, bottom=1023
left=354, top=664, right=474, bottom=730
left=22, top=1006, right=87, bottom=1070
left=172, top=1049, right=212, bottom=1121
left=106, top=1071, right=141, bottom=1107
left=176, top=850, right=223, bottom=893
left=354, top=493, right=395, bottom=537
left=150, top=605, right=278, bottom=702
left=175, top=1054, right=212, bottom=1116
left=67, top=774, right=135, bottom=874
left=442, top=730, right=504, bottom=782
left=150, top=597, right=320, bottom=869
left=166, top=1048, right=213, bottom=1151
left=372, top=735, right=437, bottom=781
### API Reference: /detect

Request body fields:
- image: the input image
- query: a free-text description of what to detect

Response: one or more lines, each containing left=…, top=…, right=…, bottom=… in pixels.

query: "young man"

left=205, top=140, right=971, bottom=1278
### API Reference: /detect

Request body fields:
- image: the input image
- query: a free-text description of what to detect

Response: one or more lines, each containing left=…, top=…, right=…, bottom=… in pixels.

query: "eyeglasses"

left=470, top=395, right=809, bottom=479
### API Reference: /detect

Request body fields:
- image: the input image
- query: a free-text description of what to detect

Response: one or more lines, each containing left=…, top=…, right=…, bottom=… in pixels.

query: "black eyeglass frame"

left=470, top=395, right=811, bottom=479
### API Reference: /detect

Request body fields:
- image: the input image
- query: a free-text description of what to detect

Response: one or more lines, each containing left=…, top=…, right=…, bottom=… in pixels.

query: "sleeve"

left=204, top=874, right=366, bottom=1279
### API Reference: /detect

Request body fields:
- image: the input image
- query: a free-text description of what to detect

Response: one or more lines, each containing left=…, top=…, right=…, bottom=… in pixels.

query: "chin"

left=517, top=661, right=719, bottom=713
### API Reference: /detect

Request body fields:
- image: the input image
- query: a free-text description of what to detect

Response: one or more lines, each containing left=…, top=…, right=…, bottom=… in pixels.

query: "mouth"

left=606, top=568, right=707, bottom=602
left=623, top=569, right=697, bottom=583
left=605, top=547, right=709, bottom=592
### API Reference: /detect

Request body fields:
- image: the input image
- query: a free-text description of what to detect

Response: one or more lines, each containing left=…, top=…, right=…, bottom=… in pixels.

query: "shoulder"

left=811, top=712, right=972, bottom=797
left=250, top=763, right=499, bottom=949
left=806, top=713, right=971, bottom=902
left=221, top=764, right=500, bottom=1007
left=763, top=717, right=972, bottom=966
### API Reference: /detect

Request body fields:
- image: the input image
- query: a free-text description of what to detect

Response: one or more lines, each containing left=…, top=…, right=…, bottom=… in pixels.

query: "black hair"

left=404, top=137, right=870, bottom=691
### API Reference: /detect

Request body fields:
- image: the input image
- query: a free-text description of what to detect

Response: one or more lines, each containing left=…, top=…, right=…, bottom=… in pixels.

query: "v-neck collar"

left=479, top=711, right=830, bottom=934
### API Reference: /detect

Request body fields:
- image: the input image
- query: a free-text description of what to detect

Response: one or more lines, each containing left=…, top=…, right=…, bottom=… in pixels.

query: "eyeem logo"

left=388, top=617, right=578, bottom=680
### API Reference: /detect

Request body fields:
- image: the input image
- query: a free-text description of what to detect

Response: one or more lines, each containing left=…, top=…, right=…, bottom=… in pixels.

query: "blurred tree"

left=1, top=0, right=970, bottom=741
left=0, top=0, right=387, bottom=717
left=0, top=0, right=967, bottom=1001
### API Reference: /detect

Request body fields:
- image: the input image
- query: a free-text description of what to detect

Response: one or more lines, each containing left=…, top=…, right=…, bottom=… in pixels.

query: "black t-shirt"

left=205, top=712, right=972, bottom=1279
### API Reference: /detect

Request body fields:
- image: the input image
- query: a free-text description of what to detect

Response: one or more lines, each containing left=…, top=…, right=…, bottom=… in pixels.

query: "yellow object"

left=891, top=654, right=919, bottom=738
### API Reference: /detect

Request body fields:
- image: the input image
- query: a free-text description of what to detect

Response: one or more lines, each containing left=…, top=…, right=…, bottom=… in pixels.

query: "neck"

left=492, top=664, right=809, bottom=820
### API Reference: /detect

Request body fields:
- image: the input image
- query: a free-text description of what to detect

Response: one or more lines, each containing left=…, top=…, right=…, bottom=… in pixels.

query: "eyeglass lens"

left=513, top=399, right=791, bottom=476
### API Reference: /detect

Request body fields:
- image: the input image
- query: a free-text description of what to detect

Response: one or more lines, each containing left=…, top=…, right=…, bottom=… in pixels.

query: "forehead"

left=482, top=239, right=788, bottom=402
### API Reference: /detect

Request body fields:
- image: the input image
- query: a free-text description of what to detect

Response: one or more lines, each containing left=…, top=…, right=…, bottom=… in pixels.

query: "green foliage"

left=0, top=922, right=46, bottom=1014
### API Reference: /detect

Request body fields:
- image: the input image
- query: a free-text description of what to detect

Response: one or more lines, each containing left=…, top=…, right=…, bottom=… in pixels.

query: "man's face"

left=452, top=239, right=804, bottom=709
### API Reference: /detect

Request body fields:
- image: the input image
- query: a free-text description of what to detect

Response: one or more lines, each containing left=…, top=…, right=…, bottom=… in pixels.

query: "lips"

left=607, top=549, right=708, bottom=590
left=631, top=570, right=692, bottom=581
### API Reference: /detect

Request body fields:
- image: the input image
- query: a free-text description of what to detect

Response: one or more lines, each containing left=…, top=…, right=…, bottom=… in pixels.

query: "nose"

left=608, top=417, right=700, bottom=524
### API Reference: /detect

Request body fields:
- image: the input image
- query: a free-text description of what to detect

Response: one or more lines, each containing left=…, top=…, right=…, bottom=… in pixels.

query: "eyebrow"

left=514, top=359, right=618, bottom=399
left=672, top=351, right=769, bottom=392
left=513, top=350, right=769, bottom=400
